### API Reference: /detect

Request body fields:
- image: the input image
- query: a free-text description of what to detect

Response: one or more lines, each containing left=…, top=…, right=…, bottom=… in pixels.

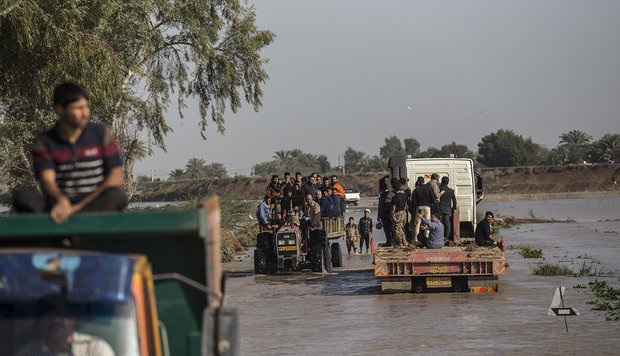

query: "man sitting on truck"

left=13, top=82, right=126, bottom=223
left=416, top=212, right=444, bottom=249
left=475, top=211, right=503, bottom=246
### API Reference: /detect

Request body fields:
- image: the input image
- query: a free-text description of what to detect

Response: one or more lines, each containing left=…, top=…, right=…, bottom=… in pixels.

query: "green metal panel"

left=0, top=210, right=210, bottom=356
left=0, top=211, right=199, bottom=237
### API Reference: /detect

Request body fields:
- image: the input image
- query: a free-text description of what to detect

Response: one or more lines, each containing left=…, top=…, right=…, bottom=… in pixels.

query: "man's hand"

left=50, top=197, right=74, bottom=224
left=416, top=212, right=423, bottom=219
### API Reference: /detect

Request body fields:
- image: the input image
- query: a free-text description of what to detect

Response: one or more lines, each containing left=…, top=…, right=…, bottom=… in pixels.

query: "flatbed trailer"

left=374, top=244, right=505, bottom=293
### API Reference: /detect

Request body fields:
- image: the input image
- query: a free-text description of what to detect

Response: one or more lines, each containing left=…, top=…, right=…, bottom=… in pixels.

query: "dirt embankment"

left=135, top=164, right=620, bottom=202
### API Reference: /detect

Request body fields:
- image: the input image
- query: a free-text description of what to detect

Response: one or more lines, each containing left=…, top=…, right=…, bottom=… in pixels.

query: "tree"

left=184, top=158, right=208, bottom=179
left=168, top=169, right=186, bottom=181
left=317, top=155, right=331, bottom=173
left=273, top=150, right=291, bottom=161
left=0, top=0, right=274, bottom=189
left=344, top=147, right=367, bottom=173
left=404, top=138, right=421, bottom=158
left=379, top=136, right=405, bottom=159
left=204, top=163, right=229, bottom=178
left=590, top=134, right=620, bottom=163
left=439, top=142, right=475, bottom=158
left=477, top=129, right=546, bottom=167
left=557, top=130, right=593, bottom=163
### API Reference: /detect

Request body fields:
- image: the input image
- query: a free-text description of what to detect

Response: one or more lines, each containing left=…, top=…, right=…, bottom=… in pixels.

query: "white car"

left=344, top=188, right=360, bottom=205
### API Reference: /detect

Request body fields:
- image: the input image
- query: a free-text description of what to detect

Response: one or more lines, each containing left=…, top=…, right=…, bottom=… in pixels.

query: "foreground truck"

left=374, top=157, right=505, bottom=293
left=0, top=198, right=237, bottom=356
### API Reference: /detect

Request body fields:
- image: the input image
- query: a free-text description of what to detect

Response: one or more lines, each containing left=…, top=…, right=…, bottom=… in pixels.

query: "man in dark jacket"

left=475, top=211, right=503, bottom=246
left=412, top=177, right=432, bottom=240
left=439, top=176, right=457, bottom=240
left=328, top=186, right=343, bottom=217
left=358, top=209, right=373, bottom=253
left=301, top=175, right=318, bottom=201
left=377, top=176, right=393, bottom=246
left=316, top=189, right=334, bottom=218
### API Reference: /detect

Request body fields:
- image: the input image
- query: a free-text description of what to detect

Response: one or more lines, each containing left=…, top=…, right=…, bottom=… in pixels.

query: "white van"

left=387, top=156, right=483, bottom=239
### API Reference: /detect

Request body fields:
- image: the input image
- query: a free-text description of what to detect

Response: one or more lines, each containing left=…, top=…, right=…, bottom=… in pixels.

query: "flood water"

left=224, top=197, right=620, bottom=355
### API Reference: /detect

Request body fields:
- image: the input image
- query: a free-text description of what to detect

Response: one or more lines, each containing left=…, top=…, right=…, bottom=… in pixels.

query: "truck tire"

left=309, top=245, right=323, bottom=272
left=331, top=242, right=343, bottom=268
left=256, top=233, right=277, bottom=273
left=254, top=249, right=268, bottom=274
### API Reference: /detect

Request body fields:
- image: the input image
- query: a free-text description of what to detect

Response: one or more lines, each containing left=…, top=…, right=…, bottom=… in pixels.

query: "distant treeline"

left=165, top=129, right=619, bottom=180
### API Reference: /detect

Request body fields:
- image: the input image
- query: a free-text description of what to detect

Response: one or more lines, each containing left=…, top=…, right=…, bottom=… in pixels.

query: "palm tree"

left=558, top=130, right=593, bottom=163
left=559, top=130, right=592, bottom=147
left=168, top=169, right=186, bottom=180
left=592, top=134, right=620, bottom=163
left=273, top=150, right=291, bottom=161
left=184, top=158, right=207, bottom=179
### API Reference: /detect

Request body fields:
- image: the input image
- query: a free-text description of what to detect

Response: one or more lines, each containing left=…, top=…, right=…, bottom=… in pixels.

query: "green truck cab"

left=0, top=198, right=236, bottom=356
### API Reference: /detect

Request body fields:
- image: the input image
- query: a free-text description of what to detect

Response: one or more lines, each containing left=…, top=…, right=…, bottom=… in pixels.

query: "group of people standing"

left=377, top=174, right=457, bottom=249
left=257, top=172, right=347, bottom=230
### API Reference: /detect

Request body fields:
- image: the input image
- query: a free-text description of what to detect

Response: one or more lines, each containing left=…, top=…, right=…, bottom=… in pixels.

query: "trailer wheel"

left=414, top=285, right=424, bottom=293
left=331, top=242, right=343, bottom=268
left=254, top=249, right=268, bottom=274
left=309, top=245, right=323, bottom=273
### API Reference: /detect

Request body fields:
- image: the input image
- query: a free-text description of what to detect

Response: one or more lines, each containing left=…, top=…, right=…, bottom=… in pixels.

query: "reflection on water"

left=225, top=197, right=620, bottom=355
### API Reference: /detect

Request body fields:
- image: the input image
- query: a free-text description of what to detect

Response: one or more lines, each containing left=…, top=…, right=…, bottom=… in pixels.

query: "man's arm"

left=39, top=167, right=121, bottom=223
left=72, top=166, right=123, bottom=212
left=451, top=191, right=457, bottom=210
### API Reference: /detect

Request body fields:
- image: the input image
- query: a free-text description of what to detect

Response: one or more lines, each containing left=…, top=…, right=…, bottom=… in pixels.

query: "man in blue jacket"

left=416, top=212, right=444, bottom=249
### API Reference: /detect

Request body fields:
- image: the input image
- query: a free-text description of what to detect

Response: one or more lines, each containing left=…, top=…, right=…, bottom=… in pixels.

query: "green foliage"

left=477, top=129, right=548, bottom=167
left=554, top=130, right=593, bottom=164
left=253, top=149, right=331, bottom=177
left=344, top=147, right=385, bottom=173
left=531, top=263, right=573, bottom=276
left=519, top=248, right=543, bottom=258
left=379, top=135, right=405, bottom=159
left=587, top=279, right=620, bottom=321
left=182, top=158, right=228, bottom=179
left=404, top=138, right=421, bottom=157
left=0, top=0, right=274, bottom=188
left=590, top=134, right=620, bottom=163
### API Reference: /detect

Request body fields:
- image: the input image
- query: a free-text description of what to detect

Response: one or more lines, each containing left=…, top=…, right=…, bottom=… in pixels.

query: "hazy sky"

left=136, top=0, right=620, bottom=178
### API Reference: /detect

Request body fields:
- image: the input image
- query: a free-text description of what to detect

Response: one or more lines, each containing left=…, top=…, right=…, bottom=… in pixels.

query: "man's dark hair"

left=432, top=212, right=441, bottom=218
left=53, top=82, right=89, bottom=107
left=264, top=195, right=270, bottom=201
left=284, top=172, right=290, bottom=177
left=399, top=178, right=408, bottom=185
left=441, top=176, right=449, bottom=185
left=485, top=211, right=494, bottom=218
left=331, top=175, right=338, bottom=179
left=295, top=172, right=302, bottom=176
left=431, top=173, right=439, bottom=180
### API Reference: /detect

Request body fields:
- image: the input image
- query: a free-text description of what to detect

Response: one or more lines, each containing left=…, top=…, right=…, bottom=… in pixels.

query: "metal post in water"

left=559, top=285, right=569, bottom=332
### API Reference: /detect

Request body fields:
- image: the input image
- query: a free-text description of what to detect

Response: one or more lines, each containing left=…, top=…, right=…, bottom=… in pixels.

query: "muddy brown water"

left=224, top=197, right=620, bottom=355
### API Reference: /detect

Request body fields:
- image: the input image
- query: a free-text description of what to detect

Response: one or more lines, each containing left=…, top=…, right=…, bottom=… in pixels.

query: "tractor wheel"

left=254, top=248, right=268, bottom=274
left=331, top=242, right=343, bottom=268
left=256, top=232, right=274, bottom=251
left=309, top=245, right=323, bottom=272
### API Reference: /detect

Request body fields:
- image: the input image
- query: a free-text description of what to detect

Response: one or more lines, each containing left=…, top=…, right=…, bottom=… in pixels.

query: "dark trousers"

left=442, top=213, right=453, bottom=240
left=381, top=216, right=393, bottom=245
left=13, top=187, right=127, bottom=213
left=359, top=233, right=370, bottom=251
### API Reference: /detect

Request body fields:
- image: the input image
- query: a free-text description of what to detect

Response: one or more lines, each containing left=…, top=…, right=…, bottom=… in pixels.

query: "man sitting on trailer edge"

left=13, top=82, right=126, bottom=223
left=475, top=211, right=503, bottom=246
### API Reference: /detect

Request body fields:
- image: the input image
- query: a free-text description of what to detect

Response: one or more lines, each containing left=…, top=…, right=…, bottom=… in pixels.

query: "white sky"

left=136, top=0, right=620, bottom=178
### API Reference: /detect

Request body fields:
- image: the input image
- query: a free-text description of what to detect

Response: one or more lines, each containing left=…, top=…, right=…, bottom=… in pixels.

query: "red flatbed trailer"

left=374, top=245, right=505, bottom=293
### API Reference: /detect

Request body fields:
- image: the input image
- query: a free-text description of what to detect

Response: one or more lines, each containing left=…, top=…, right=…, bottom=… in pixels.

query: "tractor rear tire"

left=309, top=245, right=323, bottom=273
left=331, top=242, right=343, bottom=268
left=254, top=248, right=268, bottom=274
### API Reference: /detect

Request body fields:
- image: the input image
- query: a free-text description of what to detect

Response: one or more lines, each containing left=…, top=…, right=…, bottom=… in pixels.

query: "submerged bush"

left=520, top=248, right=543, bottom=258
left=532, top=263, right=573, bottom=276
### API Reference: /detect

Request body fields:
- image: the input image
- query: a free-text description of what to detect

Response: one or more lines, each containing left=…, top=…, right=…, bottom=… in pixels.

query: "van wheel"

left=254, top=249, right=268, bottom=274
left=309, top=245, right=323, bottom=272
left=331, top=242, right=343, bottom=267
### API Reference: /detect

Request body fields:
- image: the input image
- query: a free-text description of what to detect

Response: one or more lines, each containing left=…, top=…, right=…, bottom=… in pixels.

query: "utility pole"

left=151, top=169, right=154, bottom=182
left=342, top=153, right=346, bottom=175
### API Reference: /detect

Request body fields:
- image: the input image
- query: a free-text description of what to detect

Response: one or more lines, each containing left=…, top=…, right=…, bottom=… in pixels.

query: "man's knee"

left=83, top=187, right=127, bottom=212
left=12, top=188, right=47, bottom=213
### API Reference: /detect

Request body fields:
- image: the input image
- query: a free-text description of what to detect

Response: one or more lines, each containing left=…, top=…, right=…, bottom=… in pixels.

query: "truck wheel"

left=309, top=245, right=323, bottom=272
left=331, top=242, right=343, bottom=268
left=254, top=249, right=268, bottom=274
